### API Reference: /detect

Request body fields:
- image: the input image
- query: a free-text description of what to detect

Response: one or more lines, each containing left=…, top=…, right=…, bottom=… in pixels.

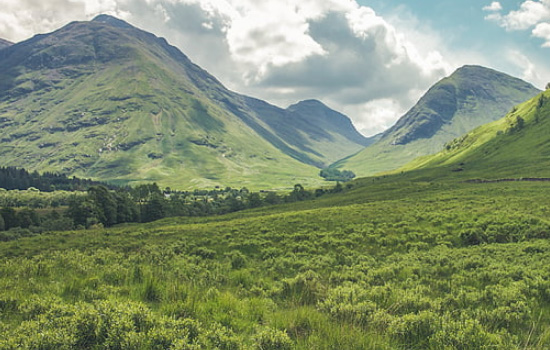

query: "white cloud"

left=486, top=0, right=550, bottom=47
left=504, top=0, right=550, bottom=30
left=344, top=99, right=405, bottom=136
left=507, top=49, right=541, bottom=83
left=483, top=2, right=502, bottom=12
left=533, top=22, right=550, bottom=47
left=0, top=0, right=453, bottom=136
left=504, top=1, right=550, bottom=30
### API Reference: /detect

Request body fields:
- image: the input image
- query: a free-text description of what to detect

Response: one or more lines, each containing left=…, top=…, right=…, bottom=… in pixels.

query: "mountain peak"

left=92, top=14, right=134, bottom=29
left=332, top=65, right=541, bottom=177
left=291, top=99, right=326, bottom=108
left=287, top=99, right=372, bottom=147
left=0, top=38, right=13, bottom=50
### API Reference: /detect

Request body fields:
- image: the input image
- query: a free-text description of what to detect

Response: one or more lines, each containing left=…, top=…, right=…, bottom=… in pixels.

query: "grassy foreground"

left=2, top=175, right=550, bottom=349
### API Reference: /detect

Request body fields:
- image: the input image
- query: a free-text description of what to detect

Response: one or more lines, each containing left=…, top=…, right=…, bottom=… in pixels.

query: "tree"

left=264, top=192, right=281, bottom=205
left=319, top=168, right=356, bottom=182
left=67, top=196, right=100, bottom=228
left=546, top=82, right=550, bottom=90
left=17, top=209, right=39, bottom=229
left=142, top=193, right=166, bottom=222
left=88, top=186, right=117, bottom=227
left=287, top=184, right=311, bottom=202
left=0, top=207, right=18, bottom=230
left=114, top=190, right=140, bottom=224
left=247, top=192, right=263, bottom=208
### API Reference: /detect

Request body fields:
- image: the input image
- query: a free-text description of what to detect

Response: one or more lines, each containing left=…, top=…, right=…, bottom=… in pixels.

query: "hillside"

left=332, top=65, right=540, bottom=176
left=401, top=89, right=550, bottom=178
left=0, top=15, right=367, bottom=189
left=3, top=169, right=550, bottom=348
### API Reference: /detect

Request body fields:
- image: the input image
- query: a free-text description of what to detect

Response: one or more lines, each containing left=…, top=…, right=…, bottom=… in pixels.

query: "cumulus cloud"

left=0, top=0, right=453, bottom=136
left=533, top=22, right=550, bottom=47
left=486, top=0, right=550, bottom=47
left=483, top=2, right=503, bottom=12
left=501, top=0, right=550, bottom=30
left=507, top=49, right=542, bottom=83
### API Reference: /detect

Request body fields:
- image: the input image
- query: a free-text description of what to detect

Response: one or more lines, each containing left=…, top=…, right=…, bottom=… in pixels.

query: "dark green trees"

left=320, top=168, right=356, bottom=182
left=67, top=186, right=140, bottom=228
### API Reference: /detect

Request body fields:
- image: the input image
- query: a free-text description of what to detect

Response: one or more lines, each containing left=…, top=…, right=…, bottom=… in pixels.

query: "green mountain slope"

left=332, top=65, right=540, bottom=176
left=0, top=15, right=366, bottom=189
left=0, top=39, right=12, bottom=50
left=401, top=89, right=550, bottom=178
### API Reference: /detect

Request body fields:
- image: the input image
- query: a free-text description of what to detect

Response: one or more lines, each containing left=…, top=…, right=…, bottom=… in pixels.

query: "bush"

left=253, top=327, right=293, bottom=350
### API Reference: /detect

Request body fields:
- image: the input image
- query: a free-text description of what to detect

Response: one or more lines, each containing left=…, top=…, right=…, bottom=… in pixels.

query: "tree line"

left=0, top=180, right=348, bottom=238
left=0, top=166, right=118, bottom=191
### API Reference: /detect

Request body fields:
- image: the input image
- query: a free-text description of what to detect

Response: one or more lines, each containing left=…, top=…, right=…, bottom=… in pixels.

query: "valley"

left=2, top=173, right=550, bottom=349
left=1, top=10, right=550, bottom=350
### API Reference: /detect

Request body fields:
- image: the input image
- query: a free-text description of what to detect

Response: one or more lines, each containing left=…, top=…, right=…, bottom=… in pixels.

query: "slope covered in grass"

left=2, top=173, right=550, bottom=349
left=402, top=89, right=550, bottom=179
left=333, top=66, right=540, bottom=177
left=0, top=15, right=367, bottom=190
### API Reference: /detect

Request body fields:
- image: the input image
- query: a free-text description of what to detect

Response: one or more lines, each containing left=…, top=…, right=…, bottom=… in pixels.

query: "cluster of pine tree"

left=0, top=166, right=116, bottom=191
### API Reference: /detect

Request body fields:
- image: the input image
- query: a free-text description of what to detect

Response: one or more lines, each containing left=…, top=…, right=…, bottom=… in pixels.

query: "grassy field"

left=1, top=171, right=550, bottom=349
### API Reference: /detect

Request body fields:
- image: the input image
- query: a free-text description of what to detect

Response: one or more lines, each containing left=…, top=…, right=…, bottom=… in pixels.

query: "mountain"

left=332, top=65, right=541, bottom=176
left=0, top=15, right=367, bottom=189
left=400, top=89, right=550, bottom=178
left=287, top=99, right=375, bottom=147
left=0, top=39, right=12, bottom=50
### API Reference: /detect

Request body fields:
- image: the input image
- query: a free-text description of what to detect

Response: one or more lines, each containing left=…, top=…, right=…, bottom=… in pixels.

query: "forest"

left=0, top=167, right=345, bottom=241
left=1, top=173, right=550, bottom=349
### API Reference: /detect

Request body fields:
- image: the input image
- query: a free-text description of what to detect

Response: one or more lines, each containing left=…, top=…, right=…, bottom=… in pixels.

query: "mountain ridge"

left=0, top=15, right=367, bottom=189
left=400, top=89, right=550, bottom=178
left=332, top=65, right=541, bottom=176
left=0, top=38, right=12, bottom=50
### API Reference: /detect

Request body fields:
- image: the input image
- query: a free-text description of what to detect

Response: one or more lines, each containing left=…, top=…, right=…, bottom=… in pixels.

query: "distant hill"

left=332, top=66, right=540, bottom=176
left=0, top=38, right=12, bottom=50
left=287, top=99, right=375, bottom=147
left=401, top=89, right=550, bottom=178
left=0, top=15, right=367, bottom=189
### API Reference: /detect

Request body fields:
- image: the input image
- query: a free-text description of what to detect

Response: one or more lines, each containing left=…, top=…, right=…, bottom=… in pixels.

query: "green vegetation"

left=401, top=89, right=550, bottom=179
left=334, top=65, right=541, bottom=177
left=0, top=166, right=115, bottom=191
left=319, top=168, right=355, bottom=182
left=3, top=13, right=550, bottom=350
left=2, top=170, right=550, bottom=348
left=0, top=16, right=368, bottom=190
left=0, top=180, right=346, bottom=238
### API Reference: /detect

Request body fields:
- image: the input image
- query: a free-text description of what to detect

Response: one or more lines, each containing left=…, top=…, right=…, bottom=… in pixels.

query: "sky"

left=0, top=0, right=548, bottom=136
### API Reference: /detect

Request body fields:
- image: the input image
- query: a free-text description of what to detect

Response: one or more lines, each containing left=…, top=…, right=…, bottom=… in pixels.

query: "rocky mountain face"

left=332, top=65, right=541, bottom=176
left=401, top=89, right=550, bottom=179
left=0, top=15, right=368, bottom=189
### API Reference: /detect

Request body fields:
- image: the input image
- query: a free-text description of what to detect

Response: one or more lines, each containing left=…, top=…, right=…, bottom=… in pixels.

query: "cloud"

left=483, top=2, right=502, bottom=12
left=0, top=0, right=453, bottom=136
left=501, top=0, right=550, bottom=30
left=507, top=49, right=541, bottom=83
left=533, top=22, right=550, bottom=47
left=486, top=0, right=550, bottom=47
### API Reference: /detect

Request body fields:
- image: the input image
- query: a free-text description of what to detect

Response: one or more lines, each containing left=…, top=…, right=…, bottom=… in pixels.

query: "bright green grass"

left=334, top=66, right=540, bottom=178
left=2, top=171, right=550, bottom=348
left=400, top=90, right=550, bottom=179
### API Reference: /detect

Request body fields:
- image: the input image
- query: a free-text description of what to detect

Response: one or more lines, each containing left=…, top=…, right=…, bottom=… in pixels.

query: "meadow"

left=1, top=174, right=550, bottom=349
